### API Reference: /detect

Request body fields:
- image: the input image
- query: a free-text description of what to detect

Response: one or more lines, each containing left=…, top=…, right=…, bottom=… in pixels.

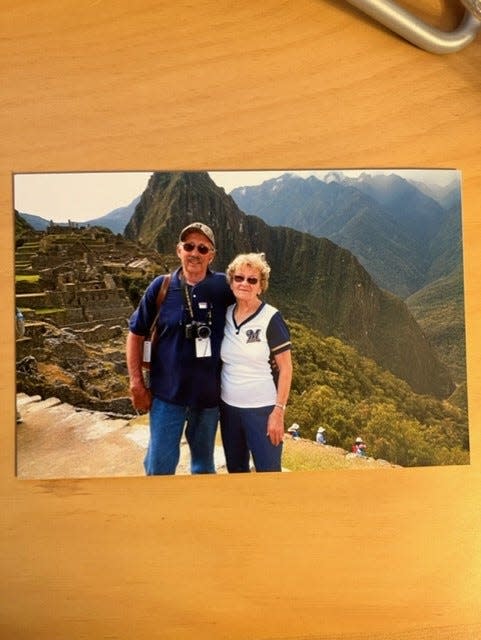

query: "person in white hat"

left=287, top=423, right=300, bottom=440
left=352, top=436, right=367, bottom=456
left=127, top=222, right=234, bottom=475
left=316, top=427, right=326, bottom=445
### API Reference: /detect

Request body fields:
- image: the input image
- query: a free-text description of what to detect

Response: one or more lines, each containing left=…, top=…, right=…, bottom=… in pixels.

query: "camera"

left=185, top=321, right=211, bottom=340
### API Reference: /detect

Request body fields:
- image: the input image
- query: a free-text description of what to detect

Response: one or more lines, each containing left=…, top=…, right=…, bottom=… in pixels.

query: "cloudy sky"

left=14, top=168, right=460, bottom=223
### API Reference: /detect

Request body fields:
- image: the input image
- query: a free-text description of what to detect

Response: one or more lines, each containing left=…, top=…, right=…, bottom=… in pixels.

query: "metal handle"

left=345, top=0, right=481, bottom=53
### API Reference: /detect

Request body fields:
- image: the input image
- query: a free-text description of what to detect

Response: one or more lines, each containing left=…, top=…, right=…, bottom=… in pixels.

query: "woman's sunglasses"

left=233, top=275, right=259, bottom=285
left=181, top=241, right=212, bottom=255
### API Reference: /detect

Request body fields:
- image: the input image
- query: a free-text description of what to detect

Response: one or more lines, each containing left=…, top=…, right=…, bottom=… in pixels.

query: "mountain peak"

left=323, top=171, right=345, bottom=184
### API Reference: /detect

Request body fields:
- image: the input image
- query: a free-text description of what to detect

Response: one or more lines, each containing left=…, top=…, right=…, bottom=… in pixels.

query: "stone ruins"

left=15, top=223, right=170, bottom=415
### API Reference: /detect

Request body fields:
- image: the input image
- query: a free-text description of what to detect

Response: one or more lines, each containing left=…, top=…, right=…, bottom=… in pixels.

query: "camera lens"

left=197, top=325, right=211, bottom=339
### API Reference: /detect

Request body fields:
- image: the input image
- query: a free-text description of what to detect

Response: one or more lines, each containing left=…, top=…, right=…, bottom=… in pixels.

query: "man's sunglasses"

left=233, top=275, right=259, bottom=285
left=181, top=242, right=213, bottom=255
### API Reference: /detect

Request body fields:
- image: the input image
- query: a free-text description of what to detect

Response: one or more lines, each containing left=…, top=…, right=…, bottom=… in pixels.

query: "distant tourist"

left=220, top=253, right=292, bottom=472
left=352, top=436, right=367, bottom=456
left=126, top=222, right=234, bottom=475
left=15, top=307, right=25, bottom=424
left=316, top=427, right=326, bottom=445
left=15, top=307, right=25, bottom=339
left=287, top=423, right=301, bottom=440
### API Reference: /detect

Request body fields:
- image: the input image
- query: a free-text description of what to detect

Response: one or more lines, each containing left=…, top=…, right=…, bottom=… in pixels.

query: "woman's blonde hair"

left=226, top=252, right=271, bottom=293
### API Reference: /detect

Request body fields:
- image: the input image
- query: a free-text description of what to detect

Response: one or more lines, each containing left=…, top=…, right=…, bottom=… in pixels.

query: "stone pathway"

left=16, top=393, right=227, bottom=479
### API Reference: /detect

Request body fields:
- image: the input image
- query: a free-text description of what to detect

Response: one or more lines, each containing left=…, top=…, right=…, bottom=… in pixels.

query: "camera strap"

left=182, top=281, right=195, bottom=323
left=181, top=277, right=213, bottom=358
left=182, top=280, right=212, bottom=326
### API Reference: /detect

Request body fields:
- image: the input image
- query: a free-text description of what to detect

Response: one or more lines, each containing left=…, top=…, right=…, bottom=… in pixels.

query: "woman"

left=220, top=253, right=293, bottom=472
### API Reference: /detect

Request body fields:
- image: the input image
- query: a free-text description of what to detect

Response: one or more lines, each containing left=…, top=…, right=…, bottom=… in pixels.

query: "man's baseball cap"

left=179, top=222, right=215, bottom=248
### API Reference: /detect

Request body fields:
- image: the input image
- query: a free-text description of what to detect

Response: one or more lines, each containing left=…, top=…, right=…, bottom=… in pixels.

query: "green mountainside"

left=406, top=266, right=466, bottom=384
left=286, top=321, right=468, bottom=467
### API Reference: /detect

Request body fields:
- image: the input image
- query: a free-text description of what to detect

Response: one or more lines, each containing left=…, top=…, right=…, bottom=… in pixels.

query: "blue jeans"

left=144, top=397, right=219, bottom=475
left=220, top=401, right=283, bottom=473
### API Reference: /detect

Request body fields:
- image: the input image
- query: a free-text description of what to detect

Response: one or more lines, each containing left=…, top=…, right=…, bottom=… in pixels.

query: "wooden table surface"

left=1, top=1, right=481, bottom=638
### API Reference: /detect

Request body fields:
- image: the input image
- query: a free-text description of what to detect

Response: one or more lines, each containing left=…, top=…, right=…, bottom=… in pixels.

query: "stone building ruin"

left=15, top=225, right=141, bottom=329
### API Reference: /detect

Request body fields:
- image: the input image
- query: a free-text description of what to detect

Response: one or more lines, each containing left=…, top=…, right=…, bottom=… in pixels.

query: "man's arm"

left=126, top=331, right=152, bottom=412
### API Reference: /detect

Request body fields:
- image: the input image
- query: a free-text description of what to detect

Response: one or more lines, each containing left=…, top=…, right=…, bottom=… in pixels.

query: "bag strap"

left=148, top=273, right=172, bottom=338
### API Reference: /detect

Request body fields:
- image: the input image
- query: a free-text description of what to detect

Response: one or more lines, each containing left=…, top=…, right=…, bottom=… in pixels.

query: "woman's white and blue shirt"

left=220, top=302, right=291, bottom=408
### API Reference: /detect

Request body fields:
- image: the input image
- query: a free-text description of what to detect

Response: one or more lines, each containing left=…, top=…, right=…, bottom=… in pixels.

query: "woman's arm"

left=267, top=349, right=293, bottom=446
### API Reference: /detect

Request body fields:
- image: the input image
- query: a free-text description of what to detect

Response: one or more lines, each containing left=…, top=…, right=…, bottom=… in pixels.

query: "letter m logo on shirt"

left=246, top=329, right=261, bottom=343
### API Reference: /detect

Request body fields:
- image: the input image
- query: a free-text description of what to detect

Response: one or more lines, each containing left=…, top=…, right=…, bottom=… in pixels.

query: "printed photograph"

left=13, top=169, right=469, bottom=478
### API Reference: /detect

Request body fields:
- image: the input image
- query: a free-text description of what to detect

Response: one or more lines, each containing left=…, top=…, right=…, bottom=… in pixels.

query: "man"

left=126, top=222, right=234, bottom=475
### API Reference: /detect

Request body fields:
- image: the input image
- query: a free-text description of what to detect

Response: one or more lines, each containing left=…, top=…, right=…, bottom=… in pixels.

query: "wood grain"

left=1, top=1, right=481, bottom=638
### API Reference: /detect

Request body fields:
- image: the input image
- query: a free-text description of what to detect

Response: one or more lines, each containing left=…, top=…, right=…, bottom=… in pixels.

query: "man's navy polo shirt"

left=129, top=267, right=234, bottom=408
